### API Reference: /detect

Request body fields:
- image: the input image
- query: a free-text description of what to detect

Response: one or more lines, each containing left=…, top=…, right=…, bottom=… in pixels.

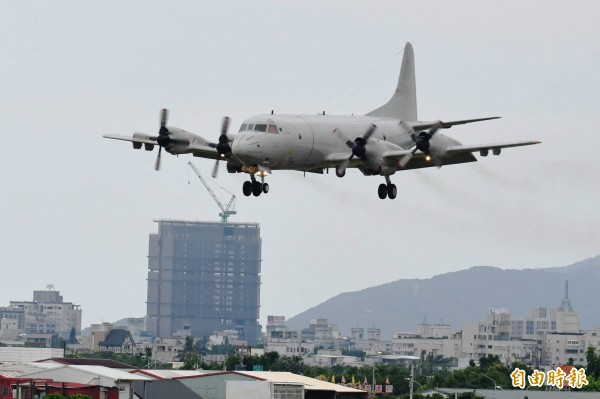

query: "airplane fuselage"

left=230, top=114, right=460, bottom=174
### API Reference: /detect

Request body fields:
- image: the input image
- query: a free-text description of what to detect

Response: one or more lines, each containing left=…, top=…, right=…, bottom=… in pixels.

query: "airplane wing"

left=322, top=153, right=363, bottom=168
left=383, top=139, right=541, bottom=170
left=190, top=143, right=220, bottom=160
left=410, top=117, right=500, bottom=131
left=445, top=139, right=541, bottom=155
left=103, top=132, right=221, bottom=160
left=103, top=133, right=156, bottom=145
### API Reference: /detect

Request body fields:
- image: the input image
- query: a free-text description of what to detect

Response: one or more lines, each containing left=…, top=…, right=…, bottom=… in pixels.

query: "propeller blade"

left=221, top=116, right=230, bottom=137
left=332, top=128, right=353, bottom=148
left=337, top=159, right=350, bottom=175
left=154, top=146, right=162, bottom=171
left=160, top=109, right=168, bottom=128
left=399, top=153, right=413, bottom=168
left=427, top=121, right=443, bottom=137
left=362, top=124, right=377, bottom=141
left=211, top=159, right=220, bottom=178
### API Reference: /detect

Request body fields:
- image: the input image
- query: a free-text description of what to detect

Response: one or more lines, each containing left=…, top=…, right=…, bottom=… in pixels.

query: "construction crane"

left=188, top=161, right=237, bottom=223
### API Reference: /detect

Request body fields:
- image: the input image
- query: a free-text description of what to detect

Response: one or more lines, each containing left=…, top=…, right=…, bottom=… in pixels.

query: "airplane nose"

left=232, top=134, right=264, bottom=163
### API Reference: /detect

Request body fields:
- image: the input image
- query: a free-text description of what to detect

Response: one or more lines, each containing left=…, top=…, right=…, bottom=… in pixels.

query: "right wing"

left=103, top=132, right=155, bottom=145
left=190, top=142, right=220, bottom=160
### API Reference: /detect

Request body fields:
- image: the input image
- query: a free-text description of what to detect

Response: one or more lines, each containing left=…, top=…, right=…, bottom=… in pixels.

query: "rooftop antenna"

left=188, top=162, right=237, bottom=223
left=46, top=284, right=55, bottom=291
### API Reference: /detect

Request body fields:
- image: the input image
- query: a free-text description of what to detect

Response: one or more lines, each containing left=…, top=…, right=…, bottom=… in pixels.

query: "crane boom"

left=188, top=162, right=237, bottom=223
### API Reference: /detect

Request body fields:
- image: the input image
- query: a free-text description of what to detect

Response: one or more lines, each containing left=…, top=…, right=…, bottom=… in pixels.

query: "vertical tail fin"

left=366, top=42, right=417, bottom=121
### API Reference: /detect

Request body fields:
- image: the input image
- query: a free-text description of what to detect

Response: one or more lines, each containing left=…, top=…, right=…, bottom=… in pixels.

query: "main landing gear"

left=242, top=175, right=269, bottom=197
left=378, top=176, right=397, bottom=200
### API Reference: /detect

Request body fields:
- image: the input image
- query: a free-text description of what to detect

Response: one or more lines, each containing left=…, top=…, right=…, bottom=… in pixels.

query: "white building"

left=350, top=327, right=392, bottom=355
left=391, top=331, right=461, bottom=360
left=10, top=285, right=82, bottom=337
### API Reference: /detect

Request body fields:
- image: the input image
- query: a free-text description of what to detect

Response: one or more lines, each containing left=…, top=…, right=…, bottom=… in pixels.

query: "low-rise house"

left=99, top=329, right=136, bottom=354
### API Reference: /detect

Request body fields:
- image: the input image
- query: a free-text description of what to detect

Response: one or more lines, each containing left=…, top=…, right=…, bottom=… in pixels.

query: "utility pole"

left=409, top=363, right=414, bottom=399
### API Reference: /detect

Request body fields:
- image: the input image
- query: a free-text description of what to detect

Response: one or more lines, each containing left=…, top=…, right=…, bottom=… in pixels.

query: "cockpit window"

left=239, top=123, right=247, bottom=132
left=254, top=124, right=267, bottom=132
left=267, top=124, right=278, bottom=134
left=246, top=124, right=254, bottom=131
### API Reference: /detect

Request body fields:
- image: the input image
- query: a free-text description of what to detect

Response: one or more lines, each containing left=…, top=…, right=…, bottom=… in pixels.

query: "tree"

left=177, top=336, right=195, bottom=361
left=181, top=353, right=200, bottom=370
left=68, top=327, right=79, bottom=344
left=586, top=346, right=600, bottom=379
left=194, top=335, right=209, bottom=353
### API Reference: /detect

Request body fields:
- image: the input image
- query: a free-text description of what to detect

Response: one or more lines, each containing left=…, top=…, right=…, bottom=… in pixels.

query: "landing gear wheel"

left=378, top=183, right=388, bottom=199
left=242, top=181, right=252, bottom=197
left=252, top=181, right=263, bottom=197
left=262, top=183, right=269, bottom=194
left=387, top=184, right=397, bottom=199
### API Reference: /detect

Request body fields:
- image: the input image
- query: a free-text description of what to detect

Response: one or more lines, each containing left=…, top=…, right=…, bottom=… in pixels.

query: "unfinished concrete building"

left=146, top=220, right=261, bottom=344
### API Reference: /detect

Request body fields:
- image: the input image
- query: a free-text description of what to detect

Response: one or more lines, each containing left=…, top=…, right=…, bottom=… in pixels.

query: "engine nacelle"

left=493, top=148, right=501, bottom=155
left=144, top=143, right=154, bottom=151
left=132, top=142, right=142, bottom=149
left=480, top=149, right=489, bottom=157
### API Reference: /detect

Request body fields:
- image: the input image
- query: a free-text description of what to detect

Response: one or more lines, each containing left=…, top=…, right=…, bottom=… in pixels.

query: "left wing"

left=445, top=139, right=541, bottom=155
left=383, top=139, right=541, bottom=169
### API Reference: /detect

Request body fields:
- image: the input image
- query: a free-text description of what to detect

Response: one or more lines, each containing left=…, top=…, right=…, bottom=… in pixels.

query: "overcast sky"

left=1, top=1, right=598, bottom=329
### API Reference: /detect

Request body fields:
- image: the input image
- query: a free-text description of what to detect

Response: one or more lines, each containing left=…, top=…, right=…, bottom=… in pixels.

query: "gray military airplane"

left=104, top=42, right=540, bottom=199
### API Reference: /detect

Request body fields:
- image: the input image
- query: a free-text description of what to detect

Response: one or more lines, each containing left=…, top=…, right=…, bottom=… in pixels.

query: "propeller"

left=153, top=108, right=171, bottom=171
left=333, top=124, right=377, bottom=175
left=399, top=121, right=443, bottom=168
left=211, top=116, right=232, bottom=178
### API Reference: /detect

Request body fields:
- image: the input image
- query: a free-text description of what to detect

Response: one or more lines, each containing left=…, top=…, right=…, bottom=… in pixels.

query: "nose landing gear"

left=378, top=176, right=397, bottom=200
left=242, top=174, right=269, bottom=197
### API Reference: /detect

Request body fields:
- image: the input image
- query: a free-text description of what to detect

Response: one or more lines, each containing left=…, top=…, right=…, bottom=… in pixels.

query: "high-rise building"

left=146, top=220, right=261, bottom=344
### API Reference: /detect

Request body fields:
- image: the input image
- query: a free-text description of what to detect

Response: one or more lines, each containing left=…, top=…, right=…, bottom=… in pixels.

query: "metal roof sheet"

left=236, top=371, right=367, bottom=393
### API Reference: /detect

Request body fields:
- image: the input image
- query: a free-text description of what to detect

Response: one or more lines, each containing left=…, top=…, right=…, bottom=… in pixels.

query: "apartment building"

left=9, top=286, right=82, bottom=339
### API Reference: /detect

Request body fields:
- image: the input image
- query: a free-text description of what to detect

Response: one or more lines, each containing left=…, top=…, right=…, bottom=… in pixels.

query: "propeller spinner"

left=399, top=121, right=443, bottom=168
left=154, top=108, right=171, bottom=171
left=210, top=116, right=232, bottom=178
left=333, top=124, right=377, bottom=176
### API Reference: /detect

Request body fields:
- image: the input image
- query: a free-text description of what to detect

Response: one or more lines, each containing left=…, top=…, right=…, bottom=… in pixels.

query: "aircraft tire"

left=387, top=184, right=397, bottom=199
left=243, top=181, right=252, bottom=196
left=262, top=183, right=269, bottom=194
left=252, top=181, right=262, bottom=197
left=378, top=183, right=388, bottom=199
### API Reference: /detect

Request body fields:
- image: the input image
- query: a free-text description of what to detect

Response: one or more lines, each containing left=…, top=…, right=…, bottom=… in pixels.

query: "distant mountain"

left=286, top=255, right=600, bottom=339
